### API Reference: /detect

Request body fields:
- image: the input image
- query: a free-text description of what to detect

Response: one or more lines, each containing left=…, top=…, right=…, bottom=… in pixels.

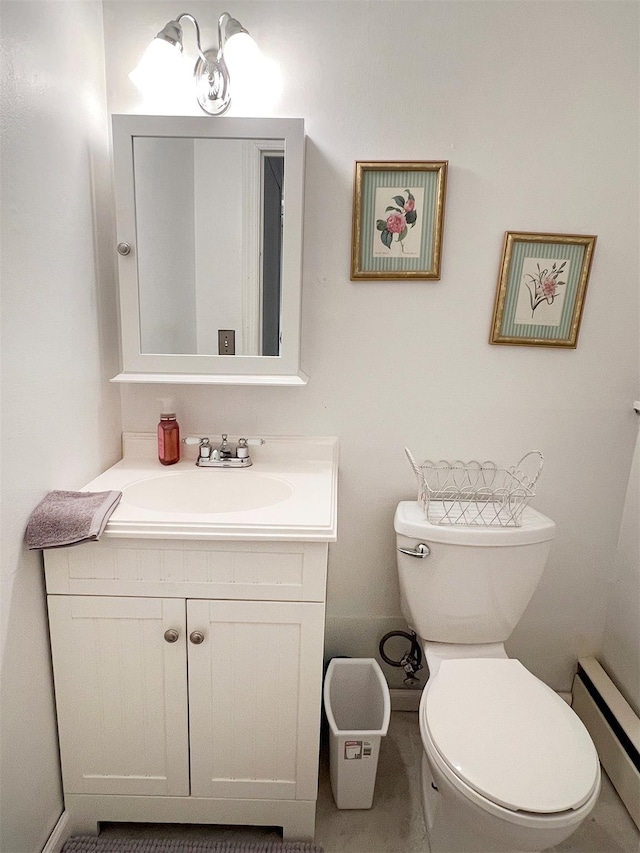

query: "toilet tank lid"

left=394, top=501, right=556, bottom=545
left=423, top=659, right=600, bottom=813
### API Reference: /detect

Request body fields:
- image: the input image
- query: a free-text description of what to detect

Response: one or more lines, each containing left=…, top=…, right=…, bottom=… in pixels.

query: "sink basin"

left=122, top=470, right=294, bottom=514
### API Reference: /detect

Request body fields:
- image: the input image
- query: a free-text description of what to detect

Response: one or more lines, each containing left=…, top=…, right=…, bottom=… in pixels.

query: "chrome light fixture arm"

left=171, top=13, right=209, bottom=64
left=194, top=12, right=250, bottom=115
left=151, top=11, right=251, bottom=116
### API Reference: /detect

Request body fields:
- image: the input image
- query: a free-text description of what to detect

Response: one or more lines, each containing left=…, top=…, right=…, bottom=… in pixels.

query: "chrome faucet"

left=218, top=433, right=233, bottom=459
left=182, top=435, right=264, bottom=468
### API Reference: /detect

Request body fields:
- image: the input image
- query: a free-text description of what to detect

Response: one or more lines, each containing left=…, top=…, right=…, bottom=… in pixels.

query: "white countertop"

left=82, top=434, right=339, bottom=542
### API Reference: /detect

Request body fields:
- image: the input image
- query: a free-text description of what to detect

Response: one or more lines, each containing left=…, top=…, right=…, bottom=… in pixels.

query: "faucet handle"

left=182, top=436, right=212, bottom=461
left=236, top=437, right=264, bottom=461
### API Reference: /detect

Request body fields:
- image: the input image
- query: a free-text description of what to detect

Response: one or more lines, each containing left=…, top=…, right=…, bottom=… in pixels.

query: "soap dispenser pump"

left=157, top=398, right=180, bottom=465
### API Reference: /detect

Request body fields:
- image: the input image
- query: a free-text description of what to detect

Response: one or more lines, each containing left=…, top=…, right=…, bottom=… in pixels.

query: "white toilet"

left=394, top=500, right=601, bottom=853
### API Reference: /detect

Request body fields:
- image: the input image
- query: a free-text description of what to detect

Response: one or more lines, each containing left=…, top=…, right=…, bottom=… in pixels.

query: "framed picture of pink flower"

left=490, top=232, right=597, bottom=348
left=350, top=161, right=448, bottom=280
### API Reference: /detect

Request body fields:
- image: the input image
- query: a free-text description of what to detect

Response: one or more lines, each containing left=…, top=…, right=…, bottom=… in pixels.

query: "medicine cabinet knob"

left=189, top=631, right=205, bottom=645
left=117, top=241, right=132, bottom=256
left=163, top=628, right=180, bottom=644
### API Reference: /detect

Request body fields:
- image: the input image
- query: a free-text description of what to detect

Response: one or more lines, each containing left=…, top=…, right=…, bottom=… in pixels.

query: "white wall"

left=0, top=2, right=121, bottom=850
left=135, top=137, right=197, bottom=353
left=194, top=140, right=245, bottom=353
left=103, top=1, right=639, bottom=691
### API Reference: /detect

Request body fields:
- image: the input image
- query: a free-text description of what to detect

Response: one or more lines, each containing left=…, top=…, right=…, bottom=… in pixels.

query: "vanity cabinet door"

left=187, top=599, right=325, bottom=801
left=48, top=595, right=189, bottom=797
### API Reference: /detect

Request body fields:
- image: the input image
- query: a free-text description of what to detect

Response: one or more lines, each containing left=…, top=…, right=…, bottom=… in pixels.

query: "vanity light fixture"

left=130, top=11, right=258, bottom=115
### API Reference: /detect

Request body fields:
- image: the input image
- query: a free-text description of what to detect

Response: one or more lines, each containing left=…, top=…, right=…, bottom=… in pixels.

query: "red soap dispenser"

left=157, top=399, right=180, bottom=465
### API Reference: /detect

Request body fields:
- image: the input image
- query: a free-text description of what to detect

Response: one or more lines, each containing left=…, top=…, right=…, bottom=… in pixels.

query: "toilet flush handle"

left=398, top=543, right=430, bottom=558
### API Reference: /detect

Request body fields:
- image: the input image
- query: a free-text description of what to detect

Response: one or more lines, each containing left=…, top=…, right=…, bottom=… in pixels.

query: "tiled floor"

left=100, top=712, right=639, bottom=853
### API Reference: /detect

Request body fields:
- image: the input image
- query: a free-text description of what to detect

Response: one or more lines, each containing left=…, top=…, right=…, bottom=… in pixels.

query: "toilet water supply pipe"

left=379, top=630, right=423, bottom=685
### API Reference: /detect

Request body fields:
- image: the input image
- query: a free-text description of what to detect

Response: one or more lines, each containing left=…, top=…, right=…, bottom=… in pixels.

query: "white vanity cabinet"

left=45, top=537, right=328, bottom=841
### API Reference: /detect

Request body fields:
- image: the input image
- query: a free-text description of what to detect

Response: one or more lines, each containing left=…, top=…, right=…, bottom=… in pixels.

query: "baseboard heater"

left=572, top=656, right=640, bottom=830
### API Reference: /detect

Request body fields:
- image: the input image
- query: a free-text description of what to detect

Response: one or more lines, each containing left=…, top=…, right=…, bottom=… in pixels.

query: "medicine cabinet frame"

left=111, top=115, right=307, bottom=385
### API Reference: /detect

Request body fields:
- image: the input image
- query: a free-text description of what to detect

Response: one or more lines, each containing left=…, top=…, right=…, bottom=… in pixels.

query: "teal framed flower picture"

left=350, top=161, right=448, bottom=280
left=490, top=232, right=597, bottom=348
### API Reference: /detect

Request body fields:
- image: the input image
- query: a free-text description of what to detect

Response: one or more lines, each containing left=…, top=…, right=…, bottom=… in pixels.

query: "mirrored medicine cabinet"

left=111, top=115, right=307, bottom=385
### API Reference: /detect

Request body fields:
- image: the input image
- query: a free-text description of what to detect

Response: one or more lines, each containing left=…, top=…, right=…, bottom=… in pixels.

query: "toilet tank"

left=394, top=502, right=556, bottom=644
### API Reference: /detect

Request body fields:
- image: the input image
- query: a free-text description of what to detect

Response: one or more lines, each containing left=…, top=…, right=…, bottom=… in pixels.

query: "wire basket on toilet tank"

left=405, top=448, right=544, bottom=528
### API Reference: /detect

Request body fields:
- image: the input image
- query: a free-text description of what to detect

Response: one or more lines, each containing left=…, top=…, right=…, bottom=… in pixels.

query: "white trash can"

left=323, top=657, right=391, bottom=809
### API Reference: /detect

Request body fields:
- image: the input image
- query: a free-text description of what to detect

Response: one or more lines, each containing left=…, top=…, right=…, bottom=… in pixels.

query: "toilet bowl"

left=394, top=501, right=601, bottom=852
left=419, top=655, right=600, bottom=852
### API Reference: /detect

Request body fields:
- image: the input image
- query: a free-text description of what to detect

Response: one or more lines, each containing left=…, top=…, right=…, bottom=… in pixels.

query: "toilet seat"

left=421, top=658, right=600, bottom=815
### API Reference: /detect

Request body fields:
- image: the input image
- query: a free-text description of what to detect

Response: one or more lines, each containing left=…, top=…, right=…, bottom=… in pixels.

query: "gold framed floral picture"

left=490, top=231, right=597, bottom=348
left=350, top=161, right=448, bottom=280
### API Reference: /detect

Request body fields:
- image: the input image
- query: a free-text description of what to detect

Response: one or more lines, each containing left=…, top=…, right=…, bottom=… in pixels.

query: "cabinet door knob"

left=117, top=241, right=132, bottom=256
left=189, top=631, right=205, bottom=645
left=164, top=628, right=180, bottom=643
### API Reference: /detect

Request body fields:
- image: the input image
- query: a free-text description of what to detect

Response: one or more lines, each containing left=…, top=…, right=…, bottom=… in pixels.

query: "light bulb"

left=129, top=38, right=192, bottom=102
left=223, top=32, right=260, bottom=83
left=223, top=34, right=282, bottom=113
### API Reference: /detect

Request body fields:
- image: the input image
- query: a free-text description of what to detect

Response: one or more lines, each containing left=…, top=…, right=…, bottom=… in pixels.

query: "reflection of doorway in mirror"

left=194, top=140, right=283, bottom=357
left=261, top=154, right=284, bottom=357
left=241, top=140, right=285, bottom=357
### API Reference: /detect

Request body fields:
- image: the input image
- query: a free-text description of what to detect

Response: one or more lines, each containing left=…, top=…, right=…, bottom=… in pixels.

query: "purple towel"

left=25, top=490, right=122, bottom=549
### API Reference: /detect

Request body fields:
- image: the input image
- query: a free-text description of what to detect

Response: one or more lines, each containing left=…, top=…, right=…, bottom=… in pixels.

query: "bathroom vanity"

left=44, top=435, right=338, bottom=841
